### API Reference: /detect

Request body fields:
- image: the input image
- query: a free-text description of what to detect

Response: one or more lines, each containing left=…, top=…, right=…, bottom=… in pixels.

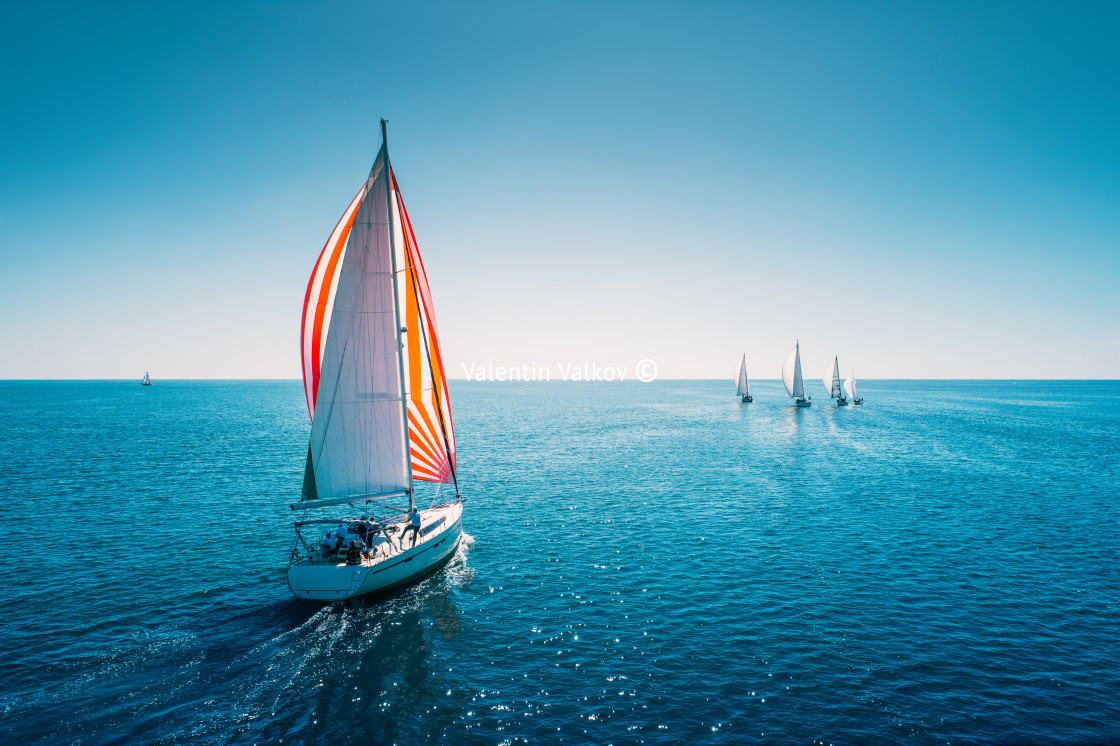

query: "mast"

left=382, top=118, right=416, bottom=511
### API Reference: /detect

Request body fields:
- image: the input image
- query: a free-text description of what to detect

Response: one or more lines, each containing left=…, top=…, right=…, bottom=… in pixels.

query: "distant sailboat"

left=141, top=372, right=151, bottom=386
left=286, top=120, right=463, bottom=602
left=823, top=356, right=848, bottom=405
left=844, top=372, right=864, bottom=405
left=782, top=341, right=811, bottom=407
left=736, top=354, right=753, bottom=403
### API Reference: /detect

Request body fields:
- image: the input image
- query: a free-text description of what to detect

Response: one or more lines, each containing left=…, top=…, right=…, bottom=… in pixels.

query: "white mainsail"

left=849, top=372, right=859, bottom=400
left=783, top=342, right=805, bottom=398
left=307, top=146, right=409, bottom=501
left=843, top=375, right=855, bottom=400
left=793, top=345, right=805, bottom=398
left=736, top=354, right=749, bottom=397
left=823, top=357, right=841, bottom=398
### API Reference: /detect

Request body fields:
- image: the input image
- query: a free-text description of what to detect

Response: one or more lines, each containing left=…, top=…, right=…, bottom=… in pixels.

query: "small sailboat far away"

left=823, top=356, right=848, bottom=405
left=287, top=120, right=463, bottom=602
left=844, top=372, right=864, bottom=405
left=141, top=372, right=151, bottom=386
left=782, top=341, right=811, bottom=407
left=736, top=354, right=753, bottom=403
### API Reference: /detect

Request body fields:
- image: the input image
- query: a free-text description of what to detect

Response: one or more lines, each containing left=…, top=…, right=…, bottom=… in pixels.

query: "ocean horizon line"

left=2, top=378, right=1118, bottom=383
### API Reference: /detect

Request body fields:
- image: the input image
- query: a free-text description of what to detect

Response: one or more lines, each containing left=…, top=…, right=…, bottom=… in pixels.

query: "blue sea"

left=1, top=380, right=1117, bottom=744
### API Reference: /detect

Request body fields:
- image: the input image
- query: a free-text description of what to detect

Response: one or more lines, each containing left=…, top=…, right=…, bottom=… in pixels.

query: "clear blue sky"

left=1, top=1, right=1117, bottom=379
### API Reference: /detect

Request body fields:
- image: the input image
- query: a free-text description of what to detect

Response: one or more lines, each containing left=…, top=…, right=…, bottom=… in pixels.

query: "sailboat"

left=782, top=341, right=811, bottom=407
left=844, top=372, right=864, bottom=405
left=287, top=120, right=463, bottom=602
left=736, top=354, right=752, bottom=403
left=141, top=372, right=151, bottom=386
left=823, top=356, right=848, bottom=405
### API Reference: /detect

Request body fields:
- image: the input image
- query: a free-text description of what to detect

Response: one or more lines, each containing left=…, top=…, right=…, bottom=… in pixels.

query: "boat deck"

left=299, top=503, right=459, bottom=569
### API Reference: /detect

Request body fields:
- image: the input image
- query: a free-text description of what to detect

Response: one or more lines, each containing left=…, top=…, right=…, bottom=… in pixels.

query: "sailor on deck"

left=358, top=520, right=391, bottom=559
left=404, top=508, right=422, bottom=548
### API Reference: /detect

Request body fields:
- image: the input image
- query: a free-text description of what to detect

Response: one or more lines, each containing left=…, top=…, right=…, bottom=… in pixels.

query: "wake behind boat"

left=782, top=341, right=811, bottom=407
left=287, top=120, right=463, bottom=602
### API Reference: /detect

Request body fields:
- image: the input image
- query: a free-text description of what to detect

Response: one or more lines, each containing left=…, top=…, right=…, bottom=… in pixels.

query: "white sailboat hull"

left=288, top=502, right=463, bottom=601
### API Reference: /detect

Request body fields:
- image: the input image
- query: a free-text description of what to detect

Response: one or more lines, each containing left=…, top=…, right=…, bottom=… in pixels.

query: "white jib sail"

left=843, top=375, right=855, bottom=400
left=782, top=347, right=797, bottom=397
left=737, top=355, right=749, bottom=396
left=792, top=343, right=805, bottom=398
left=308, top=146, right=410, bottom=500
left=850, top=373, right=859, bottom=399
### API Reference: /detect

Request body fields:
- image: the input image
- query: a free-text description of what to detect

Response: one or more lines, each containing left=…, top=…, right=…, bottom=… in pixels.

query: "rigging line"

left=381, top=123, right=415, bottom=504
left=398, top=192, right=459, bottom=497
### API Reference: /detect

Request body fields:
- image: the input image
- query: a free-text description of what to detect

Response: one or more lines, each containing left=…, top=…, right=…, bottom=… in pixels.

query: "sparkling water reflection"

left=0, top=380, right=1117, bottom=744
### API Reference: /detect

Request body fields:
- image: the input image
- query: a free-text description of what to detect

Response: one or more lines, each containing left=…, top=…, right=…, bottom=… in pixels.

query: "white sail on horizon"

left=793, top=345, right=805, bottom=398
left=843, top=375, right=855, bottom=400
left=737, top=354, right=749, bottom=397
left=782, top=347, right=796, bottom=397
left=782, top=343, right=805, bottom=398
left=823, top=356, right=841, bottom=398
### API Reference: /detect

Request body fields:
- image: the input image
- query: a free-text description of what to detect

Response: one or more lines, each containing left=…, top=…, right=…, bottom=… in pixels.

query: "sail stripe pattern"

left=393, top=174, right=457, bottom=483
left=301, top=186, right=366, bottom=418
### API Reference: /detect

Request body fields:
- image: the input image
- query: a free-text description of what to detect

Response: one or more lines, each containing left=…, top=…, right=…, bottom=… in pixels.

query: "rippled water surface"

left=1, top=380, right=1118, bottom=744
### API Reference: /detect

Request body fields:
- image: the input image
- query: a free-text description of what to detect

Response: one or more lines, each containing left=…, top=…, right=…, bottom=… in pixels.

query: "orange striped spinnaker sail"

left=393, top=174, right=456, bottom=484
